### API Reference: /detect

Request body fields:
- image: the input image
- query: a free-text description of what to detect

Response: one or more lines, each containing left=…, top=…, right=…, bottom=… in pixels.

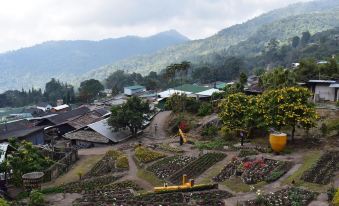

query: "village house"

left=124, top=85, right=146, bottom=96
left=36, top=102, right=53, bottom=112
left=0, top=119, right=46, bottom=145
left=51, top=104, right=70, bottom=113
left=64, top=118, right=131, bottom=148
left=307, top=80, right=339, bottom=102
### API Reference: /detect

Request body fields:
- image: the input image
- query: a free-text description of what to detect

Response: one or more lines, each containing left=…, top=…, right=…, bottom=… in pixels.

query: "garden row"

left=244, top=187, right=318, bottom=206
left=83, top=149, right=129, bottom=179
left=75, top=188, right=232, bottom=206
left=147, top=155, right=196, bottom=179
left=169, top=152, right=226, bottom=184
left=61, top=174, right=123, bottom=193
left=301, top=150, right=339, bottom=184
left=214, top=157, right=292, bottom=184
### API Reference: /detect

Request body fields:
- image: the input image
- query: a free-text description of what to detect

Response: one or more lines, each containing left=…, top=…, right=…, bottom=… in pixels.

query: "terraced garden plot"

left=74, top=189, right=134, bottom=206
left=169, top=153, right=226, bottom=184
left=147, top=155, right=196, bottom=179
left=244, top=187, right=318, bottom=206
left=83, top=149, right=128, bottom=179
left=135, top=146, right=167, bottom=163
left=301, top=151, right=339, bottom=184
left=102, top=180, right=143, bottom=191
left=61, top=174, right=122, bottom=193
left=214, top=157, right=292, bottom=184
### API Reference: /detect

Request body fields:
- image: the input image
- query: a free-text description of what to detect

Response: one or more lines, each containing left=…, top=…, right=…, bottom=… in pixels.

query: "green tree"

left=291, top=36, right=300, bottom=48
left=79, top=79, right=104, bottom=103
left=108, top=96, right=150, bottom=136
left=218, top=93, right=259, bottom=145
left=260, top=67, right=296, bottom=89
left=1, top=140, right=53, bottom=186
left=301, top=31, right=311, bottom=46
left=257, top=87, right=318, bottom=141
left=239, top=72, right=247, bottom=86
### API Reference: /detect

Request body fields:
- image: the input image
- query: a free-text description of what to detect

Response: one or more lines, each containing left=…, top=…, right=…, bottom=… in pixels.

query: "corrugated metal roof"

left=64, top=130, right=109, bottom=143
left=174, top=84, right=210, bottom=93
left=87, top=118, right=131, bottom=143
left=329, top=83, right=339, bottom=88
left=196, top=88, right=222, bottom=96
left=308, top=80, right=336, bottom=83
left=158, top=89, right=192, bottom=98
left=124, top=85, right=145, bottom=90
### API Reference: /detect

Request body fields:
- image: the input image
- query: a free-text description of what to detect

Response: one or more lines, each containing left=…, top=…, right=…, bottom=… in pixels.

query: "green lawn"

left=222, top=177, right=266, bottom=193
left=282, top=150, right=329, bottom=192
left=137, top=169, right=165, bottom=187
left=45, top=154, right=104, bottom=187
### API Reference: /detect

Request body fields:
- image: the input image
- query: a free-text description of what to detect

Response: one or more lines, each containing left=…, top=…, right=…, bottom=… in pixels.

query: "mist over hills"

left=81, top=0, right=339, bottom=82
left=1, top=0, right=339, bottom=93
left=0, top=30, right=189, bottom=92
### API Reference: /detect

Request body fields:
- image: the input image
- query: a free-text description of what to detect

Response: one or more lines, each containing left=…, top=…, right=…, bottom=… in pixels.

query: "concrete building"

left=124, top=85, right=146, bottom=96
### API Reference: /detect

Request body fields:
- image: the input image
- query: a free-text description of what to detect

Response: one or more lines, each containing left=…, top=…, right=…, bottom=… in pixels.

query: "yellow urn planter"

left=269, top=133, right=287, bottom=153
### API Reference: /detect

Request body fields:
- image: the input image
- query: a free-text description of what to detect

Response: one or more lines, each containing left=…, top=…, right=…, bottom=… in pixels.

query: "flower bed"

left=244, top=187, right=318, bottom=206
left=135, top=146, right=166, bottom=163
left=102, top=180, right=143, bottom=191
left=83, top=149, right=128, bottom=179
left=301, top=151, right=339, bottom=185
left=214, top=157, right=292, bottom=184
left=62, top=174, right=122, bottom=193
left=147, top=155, right=196, bottom=179
left=169, top=153, right=226, bottom=184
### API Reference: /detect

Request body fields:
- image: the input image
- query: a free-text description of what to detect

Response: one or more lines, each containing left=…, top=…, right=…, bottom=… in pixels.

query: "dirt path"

left=117, top=149, right=154, bottom=191
left=144, top=111, right=171, bottom=140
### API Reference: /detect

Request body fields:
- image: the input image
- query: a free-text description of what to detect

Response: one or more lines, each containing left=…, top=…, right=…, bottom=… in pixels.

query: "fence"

left=43, top=149, right=78, bottom=182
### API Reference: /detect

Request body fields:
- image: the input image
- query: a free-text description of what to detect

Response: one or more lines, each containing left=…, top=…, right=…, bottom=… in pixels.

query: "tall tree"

left=257, top=87, right=318, bottom=141
left=218, top=93, right=259, bottom=145
left=108, top=96, right=150, bottom=136
left=78, top=79, right=104, bottom=103
left=292, top=36, right=300, bottom=48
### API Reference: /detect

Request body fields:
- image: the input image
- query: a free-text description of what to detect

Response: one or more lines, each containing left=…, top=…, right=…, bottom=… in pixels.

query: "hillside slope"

left=0, top=30, right=188, bottom=92
left=82, top=0, right=339, bottom=82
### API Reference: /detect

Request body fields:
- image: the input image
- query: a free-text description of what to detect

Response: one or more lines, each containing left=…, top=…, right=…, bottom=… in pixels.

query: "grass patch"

left=282, top=150, right=329, bottom=192
left=195, top=138, right=227, bottom=150
left=222, top=177, right=266, bottom=193
left=137, top=169, right=165, bottom=187
left=199, top=160, right=226, bottom=184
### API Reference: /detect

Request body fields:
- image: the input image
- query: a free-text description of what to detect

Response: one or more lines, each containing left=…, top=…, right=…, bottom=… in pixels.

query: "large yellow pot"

left=269, top=133, right=287, bottom=153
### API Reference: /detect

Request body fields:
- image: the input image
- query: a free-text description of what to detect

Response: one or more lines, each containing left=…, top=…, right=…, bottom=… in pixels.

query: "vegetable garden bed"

left=214, top=157, right=292, bottom=184
left=61, top=174, right=123, bottom=193
left=135, top=146, right=166, bottom=163
left=147, top=155, right=196, bottom=179
left=301, top=150, right=339, bottom=185
left=102, top=180, right=143, bottom=191
left=244, top=187, right=318, bottom=206
left=169, top=152, right=226, bottom=184
left=83, top=149, right=128, bottom=179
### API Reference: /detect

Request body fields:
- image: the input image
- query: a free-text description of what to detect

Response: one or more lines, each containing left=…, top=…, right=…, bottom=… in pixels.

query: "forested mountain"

left=81, top=0, right=339, bottom=82
left=0, top=30, right=189, bottom=92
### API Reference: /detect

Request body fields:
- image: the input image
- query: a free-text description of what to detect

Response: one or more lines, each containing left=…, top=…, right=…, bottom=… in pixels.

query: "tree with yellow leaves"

left=257, top=87, right=318, bottom=141
left=218, top=93, right=260, bottom=145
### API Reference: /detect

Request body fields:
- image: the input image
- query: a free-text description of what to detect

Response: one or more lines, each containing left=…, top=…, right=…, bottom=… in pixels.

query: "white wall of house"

left=315, top=85, right=335, bottom=101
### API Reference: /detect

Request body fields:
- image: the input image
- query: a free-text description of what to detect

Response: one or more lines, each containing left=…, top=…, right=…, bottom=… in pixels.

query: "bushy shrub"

left=116, top=155, right=129, bottom=169
left=29, top=190, right=44, bottom=206
left=198, top=102, right=213, bottom=116
left=333, top=188, right=339, bottom=206
left=135, top=146, right=166, bottom=163
left=201, top=125, right=218, bottom=137
left=0, top=198, right=9, bottom=206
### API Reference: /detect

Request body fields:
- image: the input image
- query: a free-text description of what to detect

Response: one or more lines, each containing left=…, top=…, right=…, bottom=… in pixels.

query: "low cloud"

left=0, top=0, right=311, bottom=52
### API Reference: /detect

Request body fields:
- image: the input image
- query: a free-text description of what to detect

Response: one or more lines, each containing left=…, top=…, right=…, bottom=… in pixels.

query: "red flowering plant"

left=179, top=121, right=189, bottom=133
left=243, top=162, right=253, bottom=170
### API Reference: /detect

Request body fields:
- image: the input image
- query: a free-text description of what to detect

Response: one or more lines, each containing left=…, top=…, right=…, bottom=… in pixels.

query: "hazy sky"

left=0, top=0, right=312, bottom=53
